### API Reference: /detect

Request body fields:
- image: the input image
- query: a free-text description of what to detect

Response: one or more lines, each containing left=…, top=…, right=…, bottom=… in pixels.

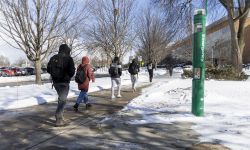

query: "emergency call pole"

left=192, top=9, right=206, bottom=116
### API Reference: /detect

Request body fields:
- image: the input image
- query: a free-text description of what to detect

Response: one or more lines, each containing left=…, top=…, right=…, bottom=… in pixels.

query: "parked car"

left=24, top=67, right=35, bottom=75
left=183, top=65, right=193, bottom=71
left=41, top=67, right=47, bottom=74
left=1, top=68, right=15, bottom=77
left=11, top=67, right=22, bottom=76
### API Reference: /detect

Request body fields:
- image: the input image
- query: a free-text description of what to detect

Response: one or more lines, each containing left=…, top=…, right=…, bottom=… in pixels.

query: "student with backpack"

left=128, top=58, right=140, bottom=92
left=109, top=56, right=122, bottom=99
left=73, top=56, right=95, bottom=112
left=47, top=44, right=75, bottom=127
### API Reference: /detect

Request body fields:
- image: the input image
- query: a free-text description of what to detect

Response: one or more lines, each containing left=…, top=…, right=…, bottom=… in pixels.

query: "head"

left=82, top=56, right=90, bottom=65
left=113, top=56, right=120, bottom=63
left=132, top=58, right=137, bottom=64
left=58, top=44, right=71, bottom=55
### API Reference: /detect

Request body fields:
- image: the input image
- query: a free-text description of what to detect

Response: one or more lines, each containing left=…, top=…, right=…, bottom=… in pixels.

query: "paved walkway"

left=0, top=83, right=230, bottom=150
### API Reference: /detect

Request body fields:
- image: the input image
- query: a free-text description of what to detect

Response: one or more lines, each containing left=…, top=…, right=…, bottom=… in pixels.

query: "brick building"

left=164, top=14, right=250, bottom=66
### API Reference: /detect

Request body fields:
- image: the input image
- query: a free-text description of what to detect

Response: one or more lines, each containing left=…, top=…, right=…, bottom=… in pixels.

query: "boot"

left=86, top=103, right=92, bottom=109
left=73, top=103, right=79, bottom=112
left=55, top=101, right=68, bottom=127
left=55, top=114, right=68, bottom=127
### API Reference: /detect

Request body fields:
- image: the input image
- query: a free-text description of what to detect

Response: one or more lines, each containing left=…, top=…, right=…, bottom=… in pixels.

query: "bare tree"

left=137, top=6, right=178, bottom=66
left=0, top=0, right=76, bottom=84
left=58, top=2, right=89, bottom=63
left=0, top=55, right=10, bottom=66
left=86, top=0, right=136, bottom=60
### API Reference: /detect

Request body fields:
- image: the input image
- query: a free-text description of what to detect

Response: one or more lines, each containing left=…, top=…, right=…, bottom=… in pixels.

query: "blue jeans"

left=76, top=91, right=89, bottom=104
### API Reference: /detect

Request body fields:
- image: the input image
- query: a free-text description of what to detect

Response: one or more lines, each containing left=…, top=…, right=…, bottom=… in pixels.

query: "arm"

left=87, top=65, right=95, bottom=82
left=118, top=63, right=122, bottom=76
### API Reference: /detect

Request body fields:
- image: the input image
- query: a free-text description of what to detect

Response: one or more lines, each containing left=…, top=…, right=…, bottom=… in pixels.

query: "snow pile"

left=119, top=78, right=250, bottom=150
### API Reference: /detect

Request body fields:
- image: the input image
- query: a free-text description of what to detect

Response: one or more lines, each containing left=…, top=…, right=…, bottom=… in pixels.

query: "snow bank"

left=119, top=78, right=250, bottom=150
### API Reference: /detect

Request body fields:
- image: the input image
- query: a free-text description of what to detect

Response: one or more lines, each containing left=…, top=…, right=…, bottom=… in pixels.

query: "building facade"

left=165, top=15, right=250, bottom=66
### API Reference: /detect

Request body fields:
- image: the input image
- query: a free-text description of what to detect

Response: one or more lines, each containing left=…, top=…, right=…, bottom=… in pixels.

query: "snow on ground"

left=0, top=74, right=51, bottom=83
left=0, top=69, right=163, bottom=110
left=118, top=69, right=250, bottom=150
left=1, top=67, right=250, bottom=150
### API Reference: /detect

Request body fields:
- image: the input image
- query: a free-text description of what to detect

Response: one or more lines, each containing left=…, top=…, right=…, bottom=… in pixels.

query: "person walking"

left=73, top=56, right=95, bottom=112
left=147, top=61, right=154, bottom=82
left=47, top=44, right=75, bottom=127
left=128, top=58, right=140, bottom=92
left=166, top=64, right=173, bottom=77
left=109, top=56, right=122, bottom=99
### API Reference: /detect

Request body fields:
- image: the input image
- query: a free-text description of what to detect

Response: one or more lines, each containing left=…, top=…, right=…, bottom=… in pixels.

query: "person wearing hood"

left=73, top=56, right=95, bottom=112
left=47, top=44, right=75, bottom=127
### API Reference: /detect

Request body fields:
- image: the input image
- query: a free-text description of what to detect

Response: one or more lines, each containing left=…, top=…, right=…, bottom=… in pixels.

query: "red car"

left=0, top=68, right=15, bottom=77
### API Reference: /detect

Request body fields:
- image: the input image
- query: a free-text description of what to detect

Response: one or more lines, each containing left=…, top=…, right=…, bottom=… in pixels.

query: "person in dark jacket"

left=73, top=56, right=95, bottom=112
left=109, top=56, right=122, bottom=99
left=166, top=64, right=173, bottom=77
left=147, top=61, right=154, bottom=82
left=128, top=58, right=140, bottom=92
left=47, top=44, right=75, bottom=127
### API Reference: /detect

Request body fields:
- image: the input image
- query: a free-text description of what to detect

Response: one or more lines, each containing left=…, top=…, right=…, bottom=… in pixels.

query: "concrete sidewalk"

left=0, top=84, right=229, bottom=150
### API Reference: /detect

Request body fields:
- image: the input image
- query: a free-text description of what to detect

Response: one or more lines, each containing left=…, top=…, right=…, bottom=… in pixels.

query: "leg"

left=74, top=91, right=84, bottom=112
left=54, top=83, right=69, bottom=127
left=111, top=78, right=115, bottom=99
left=83, top=92, right=92, bottom=109
left=117, top=78, right=122, bottom=97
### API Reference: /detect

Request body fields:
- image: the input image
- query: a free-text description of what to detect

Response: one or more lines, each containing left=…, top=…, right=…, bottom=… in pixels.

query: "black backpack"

left=48, top=54, right=64, bottom=80
left=75, top=64, right=87, bottom=84
left=109, top=63, right=119, bottom=76
left=129, top=63, right=138, bottom=75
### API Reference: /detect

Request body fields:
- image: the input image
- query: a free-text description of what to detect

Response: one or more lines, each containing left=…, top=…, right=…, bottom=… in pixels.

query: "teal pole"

left=192, top=9, right=206, bottom=116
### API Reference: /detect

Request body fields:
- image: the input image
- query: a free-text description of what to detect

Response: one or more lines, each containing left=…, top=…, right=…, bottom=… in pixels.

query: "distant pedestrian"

left=166, top=64, right=173, bottom=77
left=147, top=61, right=154, bottom=82
left=109, top=56, right=122, bottom=99
left=47, top=44, right=75, bottom=127
left=128, top=58, right=140, bottom=92
left=73, top=56, right=95, bottom=112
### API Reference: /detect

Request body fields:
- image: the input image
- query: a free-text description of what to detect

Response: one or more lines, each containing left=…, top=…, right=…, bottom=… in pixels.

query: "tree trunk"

left=227, top=13, right=242, bottom=75
left=34, top=59, right=42, bottom=84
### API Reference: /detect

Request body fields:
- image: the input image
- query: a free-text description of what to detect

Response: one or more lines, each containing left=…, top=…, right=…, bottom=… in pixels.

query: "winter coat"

left=147, top=63, right=154, bottom=77
left=47, top=44, right=75, bottom=83
left=128, top=59, right=140, bottom=75
left=78, top=56, right=95, bottom=91
left=109, top=62, right=122, bottom=78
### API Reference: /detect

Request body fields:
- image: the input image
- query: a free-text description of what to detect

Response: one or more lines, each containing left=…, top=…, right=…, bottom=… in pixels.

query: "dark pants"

left=54, top=83, right=69, bottom=120
left=169, top=69, right=173, bottom=76
left=148, top=70, right=153, bottom=82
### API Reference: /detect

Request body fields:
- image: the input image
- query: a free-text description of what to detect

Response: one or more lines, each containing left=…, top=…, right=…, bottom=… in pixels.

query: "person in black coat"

left=128, top=58, right=140, bottom=92
left=147, top=61, right=154, bottom=82
left=47, top=44, right=75, bottom=127
left=109, top=56, right=122, bottom=99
